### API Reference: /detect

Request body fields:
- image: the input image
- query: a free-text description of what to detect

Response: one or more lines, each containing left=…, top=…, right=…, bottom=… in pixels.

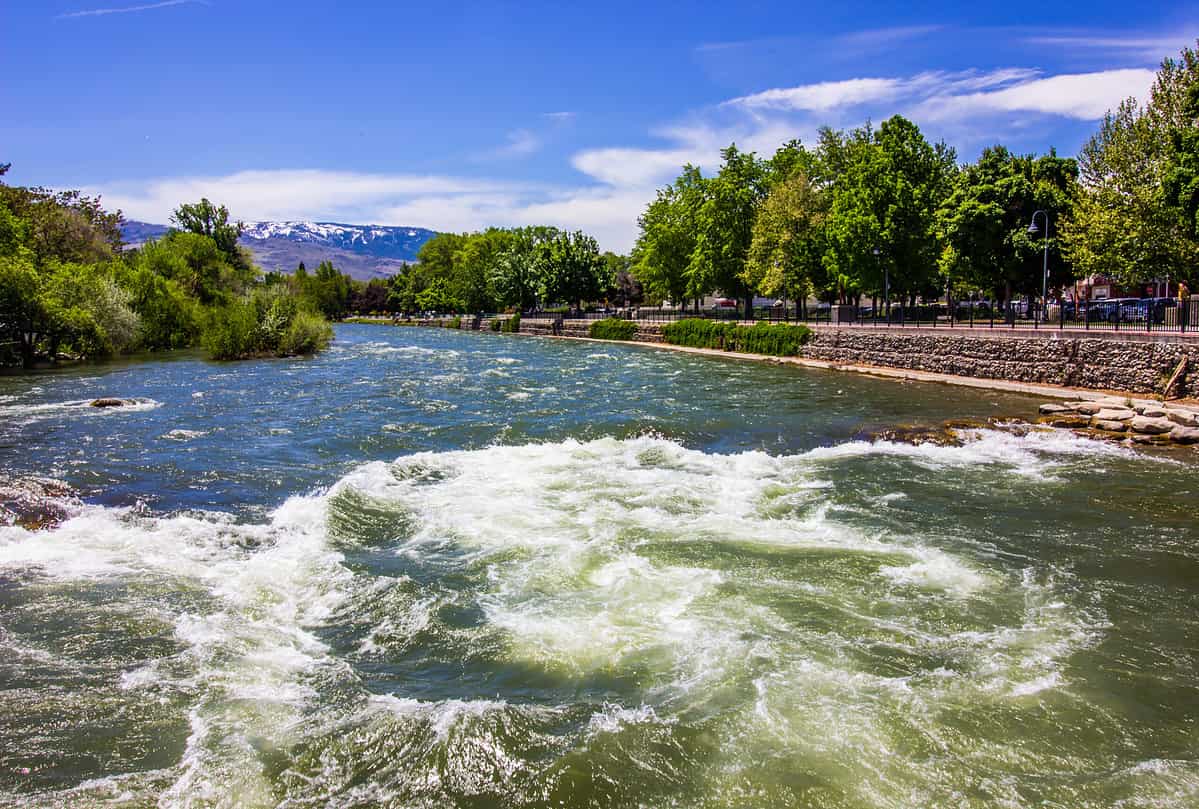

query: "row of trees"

left=0, top=180, right=332, bottom=367
left=632, top=43, right=1199, bottom=311
left=388, top=227, right=639, bottom=315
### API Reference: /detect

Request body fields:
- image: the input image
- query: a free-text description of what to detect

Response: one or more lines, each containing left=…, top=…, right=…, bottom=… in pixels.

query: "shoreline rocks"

left=1039, top=398, right=1199, bottom=447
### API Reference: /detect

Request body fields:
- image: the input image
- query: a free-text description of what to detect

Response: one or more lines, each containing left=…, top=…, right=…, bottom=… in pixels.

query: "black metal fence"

left=542, top=298, right=1199, bottom=333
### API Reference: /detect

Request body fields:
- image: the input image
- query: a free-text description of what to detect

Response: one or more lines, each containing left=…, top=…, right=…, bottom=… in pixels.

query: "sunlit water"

left=1, top=324, right=1197, bottom=808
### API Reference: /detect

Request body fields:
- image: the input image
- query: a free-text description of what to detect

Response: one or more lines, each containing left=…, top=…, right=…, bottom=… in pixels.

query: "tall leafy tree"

left=743, top=171, right=829, bottom=307
left=170, top=198, right=252, bottom=276
left=632, top=166, right=705, bottom=307
left=540, top=230, right=607, bottom=309
left=938, top=147, right=1079, bottom=301
left=688, top=144, right=769, bottom=313
left=1062, top=44, right=1199, bottom=284
left=824, top=116, right=956, bottom=303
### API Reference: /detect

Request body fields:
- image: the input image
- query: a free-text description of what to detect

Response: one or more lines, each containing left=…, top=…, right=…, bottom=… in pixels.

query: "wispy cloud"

left=1023, top=31, right=1198, bottom=61
left=56, top=0, right=205, bottom=20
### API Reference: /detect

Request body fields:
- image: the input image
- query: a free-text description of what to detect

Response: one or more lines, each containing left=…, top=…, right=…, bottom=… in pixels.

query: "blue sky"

left=3, top=1, right=1198, bottom=250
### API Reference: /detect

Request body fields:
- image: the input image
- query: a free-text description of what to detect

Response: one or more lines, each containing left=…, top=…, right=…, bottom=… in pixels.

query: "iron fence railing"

left=529, top=298, right=1199, bottom=333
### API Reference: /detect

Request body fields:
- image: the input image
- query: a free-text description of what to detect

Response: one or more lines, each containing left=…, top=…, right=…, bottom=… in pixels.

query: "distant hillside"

left=120, top=220, right=438, bottom=280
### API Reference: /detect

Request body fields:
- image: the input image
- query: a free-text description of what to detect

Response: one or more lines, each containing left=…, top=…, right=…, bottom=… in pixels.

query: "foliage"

left=540, top=230, right=609, bottom=309
left=744, top=171, right=828, bottom=303
left=170, top=198, right=253, bottom=276
left=938, top=146, right=1079, bottom=299
left=414, top=277, right=465, bottom=313
left=0, top=172, right=332, bottom=367
left=447, top=315, right=462, bottom=329
left=202, top=287, right=331, bottom=360
left=689, top=145, right=770, bottom=312
left=661, top=318, right=811, bottom=355
left=588, top=317, right=637, bottom=340
left=1062, top=44, right=1199, bottom=285
left=632, top=166, right=705, bottom=306
left=500, top=312, right=521, bottom=333
left=824, top=116, right=957, bottom=303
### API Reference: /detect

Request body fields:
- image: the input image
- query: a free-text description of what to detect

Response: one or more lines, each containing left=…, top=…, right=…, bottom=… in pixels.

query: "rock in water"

left=1039, top=403, right=1071, bottom=415
left=1094, top=408, right=1136, bottom=422
left=1092, top=419, right=1129, bottom=432
left=1130, top=416, right=1175, bottom=435
left=1167, top=409, right=1198, bottom=427
left=1169, top=426, right=1199, bottom=444
left=90, top=398, right=127, bottom=408
left=0, top=476, right=79, bottom=530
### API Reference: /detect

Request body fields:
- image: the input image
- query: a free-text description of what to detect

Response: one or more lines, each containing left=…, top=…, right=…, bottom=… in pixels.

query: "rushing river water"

left=0, top=323, right=1197, bottom=808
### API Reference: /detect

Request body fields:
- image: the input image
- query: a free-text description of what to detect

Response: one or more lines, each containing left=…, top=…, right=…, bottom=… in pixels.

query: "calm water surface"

left=0, top=323, right=1196, bottom=808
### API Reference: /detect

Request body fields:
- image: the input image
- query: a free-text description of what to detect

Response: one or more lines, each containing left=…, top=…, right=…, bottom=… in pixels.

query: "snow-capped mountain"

left=239, top=221, right=436, bottom=260
left=121, top=220, right=438, bottom=280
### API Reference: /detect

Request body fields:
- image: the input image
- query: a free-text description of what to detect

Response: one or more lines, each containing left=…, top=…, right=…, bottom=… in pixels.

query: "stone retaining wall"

left=798, top=329, right=1199, bottom=396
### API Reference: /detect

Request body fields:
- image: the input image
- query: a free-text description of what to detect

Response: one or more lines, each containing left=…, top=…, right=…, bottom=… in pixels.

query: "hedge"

left=661, top=319, right=811, bottom=356
left=588, top=318, right=638, bottom=341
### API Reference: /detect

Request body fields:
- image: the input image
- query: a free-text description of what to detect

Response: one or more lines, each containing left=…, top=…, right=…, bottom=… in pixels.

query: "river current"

left=0, top=323, right=1196, bottom=808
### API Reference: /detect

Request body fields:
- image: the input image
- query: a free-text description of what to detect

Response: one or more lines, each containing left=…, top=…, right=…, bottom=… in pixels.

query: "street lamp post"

left=872, top=247, right=889, bottom=321
left=1028, top=211, right=1050, bottom=325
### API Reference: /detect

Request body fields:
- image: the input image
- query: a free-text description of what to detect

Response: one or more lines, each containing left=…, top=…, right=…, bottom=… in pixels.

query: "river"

left=1, top=323, right=1196, bottom=808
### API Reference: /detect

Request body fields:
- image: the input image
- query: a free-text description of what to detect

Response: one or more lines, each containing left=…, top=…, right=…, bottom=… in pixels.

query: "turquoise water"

left=0, top=323, right=1196, bottom=807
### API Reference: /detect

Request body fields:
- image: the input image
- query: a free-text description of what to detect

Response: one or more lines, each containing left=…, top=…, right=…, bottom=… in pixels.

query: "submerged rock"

left=1092, top=419, right=1129, bottom=433
left=0, top=476, right=79, bottom=530
left=1038, top=403, right=1071, bottom=415
left=1038, top=414, right=1092, bottom=429
left=861, top=424, right=964, bottom=446
left=1130, top=416, right=1175, bottom=435
left=90, top=398, right=128, bottom=408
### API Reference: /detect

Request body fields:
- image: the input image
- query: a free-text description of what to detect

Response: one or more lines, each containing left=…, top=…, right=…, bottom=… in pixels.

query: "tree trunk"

left=744, top=293, right=754, bottom=321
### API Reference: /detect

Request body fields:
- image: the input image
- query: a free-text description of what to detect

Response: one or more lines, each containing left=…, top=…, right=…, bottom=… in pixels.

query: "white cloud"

left=910, top=68, right=1156, bottom=121
left=56, top=0, right=204, bottom=19
left=728, top=77, right=906, bottom=112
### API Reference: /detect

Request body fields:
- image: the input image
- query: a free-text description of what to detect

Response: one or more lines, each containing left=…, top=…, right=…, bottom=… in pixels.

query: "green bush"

left=501, top=313, right=521, bottom=333
left=490, top=317, right=502, bottom=331
left=589, top=318, right=637, bottom=341
left=278, top=310, right=333, bottom=356
left=201, top=301, right=259, bottom=360
left=447, top=315, right=462, bottom=329
left=661, top=319, right=810, bottom=356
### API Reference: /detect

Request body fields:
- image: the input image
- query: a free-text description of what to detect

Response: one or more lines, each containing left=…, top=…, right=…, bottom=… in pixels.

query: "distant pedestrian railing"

left=538, top=299, right=1199, bottom=334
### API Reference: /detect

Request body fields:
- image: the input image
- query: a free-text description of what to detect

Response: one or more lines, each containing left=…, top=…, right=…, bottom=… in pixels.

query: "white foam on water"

left=0, top=429, right=1129, bottom=806
left=162, top=429, right=208, bottom=441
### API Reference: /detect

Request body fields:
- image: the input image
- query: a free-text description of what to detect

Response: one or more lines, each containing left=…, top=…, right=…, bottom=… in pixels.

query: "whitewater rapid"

left=4, top=426, right=1181, bottom=808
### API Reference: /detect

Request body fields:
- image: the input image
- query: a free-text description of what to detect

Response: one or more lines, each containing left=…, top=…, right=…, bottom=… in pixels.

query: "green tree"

left=824, top=116, right=956, bottom=303
left=1062, top=44, right=1199, bottom=285
left=744, top=171, right=829, bottom=309
left=938, top=147, right=1079, bottom=301
left=540, top=230, right=608, bottom=309
left=170, top=198, right=252, bottom=276
left=633, top=165, right=705, bottom=307
left=689, top=144, right=769, bottom=313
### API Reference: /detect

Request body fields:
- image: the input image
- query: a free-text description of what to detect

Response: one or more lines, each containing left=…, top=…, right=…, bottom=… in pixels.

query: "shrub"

left=661, top=318, right=810, bottom=356
left=589, top=318, right=637, bottom=341
left=278, top=310, right=333, bottom=356
left=490, top=317, right=502, bottom=331
left=201, top=301, right=259, bottom=360
left=501, top=313, right=521, bottom=333
left=447, top=315, right=462, bottom=329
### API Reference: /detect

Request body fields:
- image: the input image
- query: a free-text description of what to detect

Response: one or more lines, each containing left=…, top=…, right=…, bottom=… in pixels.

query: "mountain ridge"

left=120, top=220, right=438, bottom=280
